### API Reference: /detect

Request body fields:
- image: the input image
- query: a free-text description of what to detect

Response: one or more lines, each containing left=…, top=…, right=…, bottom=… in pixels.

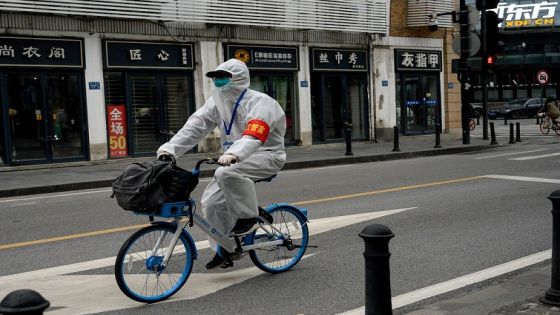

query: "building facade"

left=467, top=0, right=560, bottom=106
left=0, top=0, right=456, bottom=166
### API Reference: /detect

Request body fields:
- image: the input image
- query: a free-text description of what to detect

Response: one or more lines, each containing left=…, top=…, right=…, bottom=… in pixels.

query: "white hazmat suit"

left=157, top=59, right=286, bottom=247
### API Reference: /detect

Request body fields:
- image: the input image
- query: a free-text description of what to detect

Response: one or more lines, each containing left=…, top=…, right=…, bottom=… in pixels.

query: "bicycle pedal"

left=230, top=224, right=259, bottom=237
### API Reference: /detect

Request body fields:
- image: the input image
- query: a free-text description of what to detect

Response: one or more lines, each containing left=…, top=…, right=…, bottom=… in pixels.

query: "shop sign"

left=311, top=48, right=368, bottom=72
left=226, top=45, right=298, bottom=70
left=107, top=104, right=128, bottom=158
left=493, top=1, right=558, bottom=28
left=104, top=41, right=194, bottom=70
left=395, top=50, right=442, bottom=72
left=0, top=37, right=83, bottom=68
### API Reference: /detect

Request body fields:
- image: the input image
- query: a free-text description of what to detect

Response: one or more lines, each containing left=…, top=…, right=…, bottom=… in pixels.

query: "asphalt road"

left=1, top=138, right=560, bottom=314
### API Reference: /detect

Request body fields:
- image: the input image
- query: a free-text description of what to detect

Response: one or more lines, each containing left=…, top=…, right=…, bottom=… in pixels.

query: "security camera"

left=428, top=11, right=438, bottom=31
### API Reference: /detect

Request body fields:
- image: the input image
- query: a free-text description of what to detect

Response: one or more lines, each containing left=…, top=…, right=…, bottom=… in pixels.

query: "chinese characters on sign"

left=105, top=41, right=194, bottom=69
left=395, top=50, right=442, bottom=72
left=0, top=37, right=83, bottom=68
left=107, top=105, right=128, bottom=158
left=312, top=48, right=368, bottom=72
left=226, top=45, right=299, bottom=70
left=493, top=1, right=557, bottom=28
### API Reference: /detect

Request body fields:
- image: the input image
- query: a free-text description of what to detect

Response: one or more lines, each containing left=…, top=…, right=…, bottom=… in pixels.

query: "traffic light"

left=486, top=54, right=496, bottom=66
left=476, top=0, right=500, bottom=10
left=484, top=11, right=501, bottom=55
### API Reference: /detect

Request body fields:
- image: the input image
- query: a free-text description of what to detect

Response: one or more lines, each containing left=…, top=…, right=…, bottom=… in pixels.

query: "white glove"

left=217, top=154, right=237, bottom=166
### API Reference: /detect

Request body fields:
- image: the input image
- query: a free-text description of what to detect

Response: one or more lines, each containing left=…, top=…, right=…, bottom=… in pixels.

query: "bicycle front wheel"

left=115, top=224, right=194, bottom=303
left=246, top=206, right=309, bottom=274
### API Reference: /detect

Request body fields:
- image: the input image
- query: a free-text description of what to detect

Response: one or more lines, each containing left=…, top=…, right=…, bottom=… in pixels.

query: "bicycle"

left=468, top=118, right=476, bottom=131
left=114, top=158, right=310, bottom=303
left=538, top=112, right=560, bottom=135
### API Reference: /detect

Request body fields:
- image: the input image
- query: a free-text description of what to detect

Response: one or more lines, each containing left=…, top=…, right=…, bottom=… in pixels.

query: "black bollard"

left=392, top=126, right=400, bottom=152
left=477, top=116, right=480, bottom=125
left=515, top=122, right=521, bottom=142
left=490, top=122, right=498, bottom=145
left=344, top=122, right=354, bottom=156
left=359, top=224, right=394, bottom=315
left=504, top=115, right=508, bottom=125
left=0, top=289, right=50, bottom=314
left=540, top=190, right=560, bottom=306
left=509, top=123, right=515, bottom=144
left=434, top=124, right=442, bottom=148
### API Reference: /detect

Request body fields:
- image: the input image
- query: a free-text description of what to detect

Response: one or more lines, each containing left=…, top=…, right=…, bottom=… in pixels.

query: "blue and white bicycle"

left=114, top=158, right=310, bottom=303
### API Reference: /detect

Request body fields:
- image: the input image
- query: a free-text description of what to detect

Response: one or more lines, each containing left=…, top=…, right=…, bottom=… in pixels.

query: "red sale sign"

left=107, top=104, right=128, bottom=158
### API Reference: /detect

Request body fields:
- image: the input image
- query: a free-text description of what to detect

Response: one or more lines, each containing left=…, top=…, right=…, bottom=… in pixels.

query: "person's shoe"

left=258, top=207, right=273, bottom=224
left=205, top=252, right=233, bottom=270
left=231, top=218, right=258, bottom=235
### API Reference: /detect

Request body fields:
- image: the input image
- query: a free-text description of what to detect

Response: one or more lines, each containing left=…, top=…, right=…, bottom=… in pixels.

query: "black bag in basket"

left=112, top=160, right=199, bottom=212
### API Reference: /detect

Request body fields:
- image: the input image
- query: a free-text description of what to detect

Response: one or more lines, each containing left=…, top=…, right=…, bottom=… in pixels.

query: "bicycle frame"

left=151, top=202, right=296, bottom=267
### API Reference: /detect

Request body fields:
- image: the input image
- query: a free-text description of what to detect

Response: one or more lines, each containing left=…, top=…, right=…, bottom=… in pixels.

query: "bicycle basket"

left=160, top=164, right=199, bottom=202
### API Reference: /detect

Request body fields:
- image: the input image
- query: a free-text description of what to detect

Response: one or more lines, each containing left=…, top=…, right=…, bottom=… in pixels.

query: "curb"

left=0, top=145, right=494, bottom=198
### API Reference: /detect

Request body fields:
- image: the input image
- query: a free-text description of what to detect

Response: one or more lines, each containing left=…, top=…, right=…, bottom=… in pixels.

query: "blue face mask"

left=214, top=77, right=231, bottom=88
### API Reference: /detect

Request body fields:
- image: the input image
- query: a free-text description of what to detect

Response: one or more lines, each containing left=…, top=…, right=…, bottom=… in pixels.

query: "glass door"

left=47, top=73, right=85, bottom=159
left=401, top=74, right=440, bottom=134
left=0, top=76, right=5, bottom=165
left=249, top=73, right=296, bottom=143
left=312, top=74, right=368, bottom=142
left=6, top=73, right=47, bottom=162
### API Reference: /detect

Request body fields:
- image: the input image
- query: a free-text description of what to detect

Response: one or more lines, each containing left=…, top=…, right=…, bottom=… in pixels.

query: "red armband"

left=243, top=119, right=270, bottom=142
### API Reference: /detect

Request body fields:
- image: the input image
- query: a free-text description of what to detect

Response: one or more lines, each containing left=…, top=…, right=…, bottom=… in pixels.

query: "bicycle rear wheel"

left=115, top=224, right=194, bottom=303
left=246, top=206, right=309, bottom=274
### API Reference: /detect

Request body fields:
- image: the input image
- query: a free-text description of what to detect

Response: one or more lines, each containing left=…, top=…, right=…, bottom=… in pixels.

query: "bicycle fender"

left=150, top=221, right=198, bottom=260
left=263, top=203, right=308, bottom=220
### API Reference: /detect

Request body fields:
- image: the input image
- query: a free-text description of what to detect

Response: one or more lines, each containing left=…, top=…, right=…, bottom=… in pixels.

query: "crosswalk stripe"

left=475, top=149, right=547, bottom=160
left=509, top=152, right=560, bottom=161
left=483, top=175, right=560, bottom=184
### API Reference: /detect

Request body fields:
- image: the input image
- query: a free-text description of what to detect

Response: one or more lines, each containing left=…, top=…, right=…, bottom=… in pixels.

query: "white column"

left=196, top=41, right=222, bottom=153
left=297, top=45, right=313, bottom=145
left=372, top=46, right=397, bottom=141
left=83, top=35, right=107, bottom=160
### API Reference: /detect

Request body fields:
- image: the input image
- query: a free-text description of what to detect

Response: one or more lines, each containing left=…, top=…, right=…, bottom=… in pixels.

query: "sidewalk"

left=0, top=133, right=494, bottom=198
left=400, top=262, right=560, bottom=315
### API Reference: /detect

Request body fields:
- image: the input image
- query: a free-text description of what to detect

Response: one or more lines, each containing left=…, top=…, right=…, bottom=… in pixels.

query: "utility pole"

left=459, top=0, right=470, bottom=144
left=481, top=3, right=489, bottom=140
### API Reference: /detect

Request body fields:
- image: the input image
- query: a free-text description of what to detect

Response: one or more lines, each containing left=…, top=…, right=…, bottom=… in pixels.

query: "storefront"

left=468, top=0, right=560, bottom=104
left=0, top=36, right=88, bottom=165
left=310, top=48, right=369, bottom=143
left=395, top=49, right=442, bottom=135
left=103, top=41, right=195, bottom=158
left=225, top=44, right=299, bottom=144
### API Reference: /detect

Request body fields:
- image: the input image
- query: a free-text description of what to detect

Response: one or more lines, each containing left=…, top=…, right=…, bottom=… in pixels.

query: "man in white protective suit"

left=157, top=58, right=286, bottom=269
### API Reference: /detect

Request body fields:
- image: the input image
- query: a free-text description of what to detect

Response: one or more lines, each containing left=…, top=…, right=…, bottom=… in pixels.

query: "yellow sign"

left=505, top=18, right=554, bottom=27
left=234, top=49, right=250, bottom=63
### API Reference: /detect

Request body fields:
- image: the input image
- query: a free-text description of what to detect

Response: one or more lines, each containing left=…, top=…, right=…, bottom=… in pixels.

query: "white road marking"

left=0, top=208, right=416, bottom=314
left=339, top=249, right=551, bottom=315
left=474, top=149, right=547, bottom=160
left=510, top=152, right=560, bottom=161
left=483, top=174, right=560, bottom=184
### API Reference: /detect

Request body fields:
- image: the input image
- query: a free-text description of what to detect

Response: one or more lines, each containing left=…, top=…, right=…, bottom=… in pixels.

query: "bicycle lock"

left=540, top=190, right=560, bottom=306
left=359, top=224, right=394, bottom=315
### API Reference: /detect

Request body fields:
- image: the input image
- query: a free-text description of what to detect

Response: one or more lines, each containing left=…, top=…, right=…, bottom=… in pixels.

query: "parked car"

left=487, top=98, right=545, bottom=119
left=468, top=102, right=506, bottom=118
